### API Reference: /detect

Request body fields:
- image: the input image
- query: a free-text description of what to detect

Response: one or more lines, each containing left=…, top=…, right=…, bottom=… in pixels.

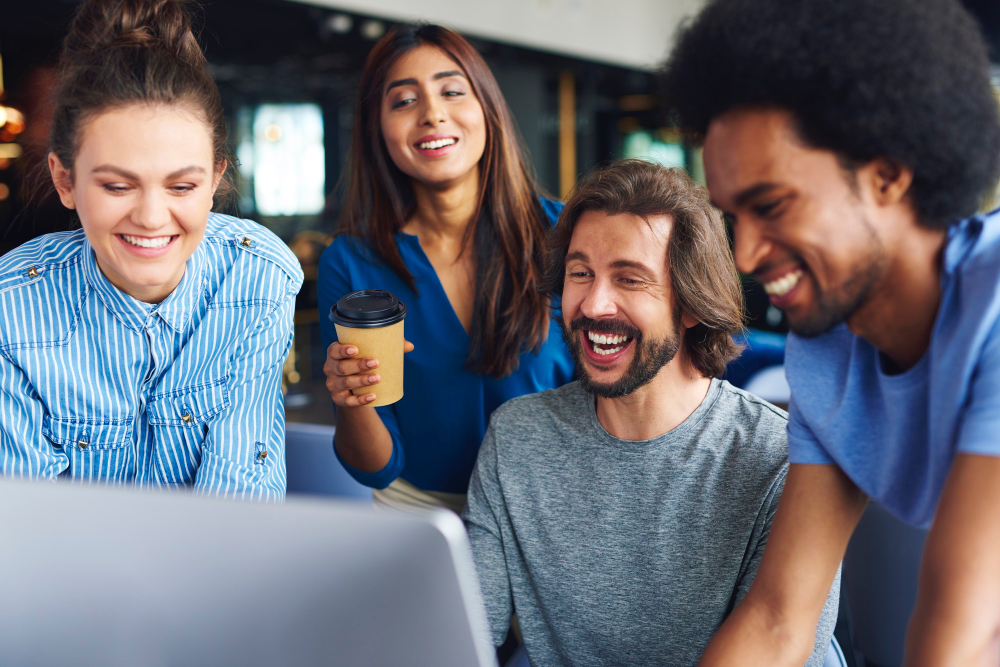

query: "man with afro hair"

left=662, top=0, right=1000, bottom=664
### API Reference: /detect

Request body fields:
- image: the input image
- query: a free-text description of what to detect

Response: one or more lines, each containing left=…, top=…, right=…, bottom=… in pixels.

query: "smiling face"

left=379, top=45, right=487, bottom=190
left=49, top=103, right=220, bottom=303
left=703, top=107, right=889, bottom=337
left=561, top=210, right=685, bottom=398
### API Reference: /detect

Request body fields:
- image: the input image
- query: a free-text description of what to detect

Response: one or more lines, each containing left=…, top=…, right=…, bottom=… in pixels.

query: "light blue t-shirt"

left=786, top=210, right=1000, bottom=528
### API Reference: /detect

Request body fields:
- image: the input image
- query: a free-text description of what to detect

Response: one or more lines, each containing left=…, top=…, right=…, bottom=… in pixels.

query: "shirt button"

left=240, top=236, right=253, bottom=248
left=77, top=439, right=89, bottom=449
left=181, top=413, right=193, bottom=424
left=258, top=450, right=268, bottom=460
left=26, top=267, right=38, bottom=278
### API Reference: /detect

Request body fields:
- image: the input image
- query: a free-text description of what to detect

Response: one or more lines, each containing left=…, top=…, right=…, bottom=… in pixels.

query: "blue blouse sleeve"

left=540, top=197, right=564, bottom=228
left=318, top=238, right=406, bottom=489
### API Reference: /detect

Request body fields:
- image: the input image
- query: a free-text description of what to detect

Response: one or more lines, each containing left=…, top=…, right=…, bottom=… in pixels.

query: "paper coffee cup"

left=330, top=289, right=407, bottom=407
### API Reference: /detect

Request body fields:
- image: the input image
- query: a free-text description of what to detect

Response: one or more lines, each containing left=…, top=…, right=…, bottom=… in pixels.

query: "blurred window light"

left=622, top=130, right=685, bottom=169
left=248, top=103, right=325, bottom=217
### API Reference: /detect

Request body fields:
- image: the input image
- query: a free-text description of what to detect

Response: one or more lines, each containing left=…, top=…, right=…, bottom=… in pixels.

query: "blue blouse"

left=318, top=199, right=575, bottom=493
left=0, top=214, right=303, bottom=501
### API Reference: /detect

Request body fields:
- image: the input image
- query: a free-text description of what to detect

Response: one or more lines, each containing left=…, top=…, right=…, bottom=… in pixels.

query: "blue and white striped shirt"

left=0, top=213, right=303, bottom=501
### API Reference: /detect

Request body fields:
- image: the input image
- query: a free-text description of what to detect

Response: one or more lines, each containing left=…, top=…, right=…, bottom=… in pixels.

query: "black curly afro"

left=661, top=0, right=1000, bottom=228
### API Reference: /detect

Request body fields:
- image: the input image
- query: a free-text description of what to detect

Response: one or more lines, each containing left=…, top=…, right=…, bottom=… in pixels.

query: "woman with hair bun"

left=0, top=0, right=303, bottom=501
left=320, top=24, right=573, bottom=512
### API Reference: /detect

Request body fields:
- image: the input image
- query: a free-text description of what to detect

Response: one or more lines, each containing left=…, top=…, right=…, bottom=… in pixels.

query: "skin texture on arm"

left=905, top=453, right=1000, bottom=667
left=698, top=463, right=868, bottom=666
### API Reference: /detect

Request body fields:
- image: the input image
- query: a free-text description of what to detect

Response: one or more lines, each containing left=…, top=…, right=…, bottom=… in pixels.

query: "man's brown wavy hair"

left=542, top=160, right=745, bottom=378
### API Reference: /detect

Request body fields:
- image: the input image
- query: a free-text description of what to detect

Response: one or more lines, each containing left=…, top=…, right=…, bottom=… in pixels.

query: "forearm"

left=699, top=592, right=815, bottom=667
left=903, top=454, right=1000, bottom=667
left=333, top=406, right=394, bottom=473
left=906, top=595, right=1000, bottom=667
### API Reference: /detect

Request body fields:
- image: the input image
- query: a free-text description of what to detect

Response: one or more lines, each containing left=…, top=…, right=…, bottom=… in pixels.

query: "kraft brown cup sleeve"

left=335, top=320, right=405, bottom=407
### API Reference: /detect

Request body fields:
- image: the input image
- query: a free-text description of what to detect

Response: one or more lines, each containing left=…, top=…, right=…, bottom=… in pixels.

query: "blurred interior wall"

left=286, top=0, right=706, bottom=70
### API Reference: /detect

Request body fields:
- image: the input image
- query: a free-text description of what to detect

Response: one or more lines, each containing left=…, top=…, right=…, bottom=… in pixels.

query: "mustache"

left=570, top=316, right=642, bottom=339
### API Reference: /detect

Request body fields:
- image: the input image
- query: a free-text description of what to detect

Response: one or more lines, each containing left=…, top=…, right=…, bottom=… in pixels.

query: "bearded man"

left=462, top=160, right=838, bottom=666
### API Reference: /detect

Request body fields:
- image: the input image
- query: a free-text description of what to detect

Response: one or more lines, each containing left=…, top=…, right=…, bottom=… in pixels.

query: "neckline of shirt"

left=81, top=239, right=204, bottom=334
left=583, top=377, right=723, bottom=451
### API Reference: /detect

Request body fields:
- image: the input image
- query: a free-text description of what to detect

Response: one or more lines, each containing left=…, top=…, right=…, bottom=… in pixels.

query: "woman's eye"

left=391, top=97, right=416, bottom=109
left=102, top=184, right=129, bottom=194
left=621, top=277, right=643, bottom=286
left=170, top=184, right=196, bottom=194
left=443, top=90, right=465, bottom=98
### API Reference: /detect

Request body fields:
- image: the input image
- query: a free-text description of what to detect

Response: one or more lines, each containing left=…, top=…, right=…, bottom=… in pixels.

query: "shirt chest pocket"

left=42, top=417, right=135, bottom=482
left=147, top=381, right=230, bottom=485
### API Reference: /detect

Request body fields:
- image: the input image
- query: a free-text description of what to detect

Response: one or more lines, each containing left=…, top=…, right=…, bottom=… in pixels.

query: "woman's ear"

left=212, top=159, right=227, bottom=196
left=47, top=152, right=77, bottom=210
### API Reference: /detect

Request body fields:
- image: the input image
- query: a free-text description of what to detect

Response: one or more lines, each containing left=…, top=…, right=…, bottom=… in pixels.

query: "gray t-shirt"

left=463, top=379, right=839, bottom=666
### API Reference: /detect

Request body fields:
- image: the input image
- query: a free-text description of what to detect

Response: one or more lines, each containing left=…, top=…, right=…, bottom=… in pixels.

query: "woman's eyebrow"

left=385, top=70, right=466, bottom=93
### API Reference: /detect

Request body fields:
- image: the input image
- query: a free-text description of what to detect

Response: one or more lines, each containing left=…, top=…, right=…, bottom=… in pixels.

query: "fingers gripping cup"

left=331, top=290, right=407, bottom=407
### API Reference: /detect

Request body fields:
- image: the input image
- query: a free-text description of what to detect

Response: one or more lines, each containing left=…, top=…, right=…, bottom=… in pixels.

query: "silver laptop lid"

left=0, top=479, right=496, bottom=667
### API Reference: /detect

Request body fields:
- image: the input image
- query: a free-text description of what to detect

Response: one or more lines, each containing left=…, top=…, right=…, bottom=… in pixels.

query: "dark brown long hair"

left=49, top=0, right=233, bottom=202
left=338, top=24, right=550, bottom=379
left=542, top=160, right=745, bottom=378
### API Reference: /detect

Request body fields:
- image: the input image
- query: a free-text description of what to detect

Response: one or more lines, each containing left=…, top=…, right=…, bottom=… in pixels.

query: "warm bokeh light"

left=0, top=144, right=23, bottom=159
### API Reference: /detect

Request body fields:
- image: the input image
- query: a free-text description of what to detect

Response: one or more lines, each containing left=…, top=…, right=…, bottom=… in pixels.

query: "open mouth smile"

left=414, top=135, right=459, bottom=156
left=116, top=234, right=179, bottom=256
left=760, top=266, right=806, bottom=308
left=581, top=329, right=635, bottom=365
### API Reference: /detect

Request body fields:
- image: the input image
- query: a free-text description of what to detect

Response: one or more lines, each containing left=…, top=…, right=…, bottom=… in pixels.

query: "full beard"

left=563, top=315, right=681, bottom=399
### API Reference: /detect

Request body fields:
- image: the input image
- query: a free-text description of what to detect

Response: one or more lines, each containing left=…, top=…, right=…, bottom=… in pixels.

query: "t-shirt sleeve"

left=786, top=395, right=837, bottom=465
left=318, top=239, right=406, bottom=489
left=461, top=423, right=514, bottom=648
left=955, top=314, right=1000, bottom=456
left=732, top=467, right=841, bottom=667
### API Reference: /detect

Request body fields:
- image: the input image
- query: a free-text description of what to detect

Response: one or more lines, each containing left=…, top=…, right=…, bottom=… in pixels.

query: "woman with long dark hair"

left=319, top=24, right=573, bottom=512
left=0, top=0, right=302, bottom=500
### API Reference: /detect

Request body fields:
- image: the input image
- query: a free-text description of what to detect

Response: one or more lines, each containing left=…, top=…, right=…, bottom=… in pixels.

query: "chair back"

left=842, top=503, right=928, bottom=666
left=284, top=422, right=372, bottom=501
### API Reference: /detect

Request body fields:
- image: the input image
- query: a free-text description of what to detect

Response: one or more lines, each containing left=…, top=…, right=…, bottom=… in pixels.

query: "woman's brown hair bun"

left=49, top=0, right=233, bottom=204
left=60, top=0, right=205, bottom=71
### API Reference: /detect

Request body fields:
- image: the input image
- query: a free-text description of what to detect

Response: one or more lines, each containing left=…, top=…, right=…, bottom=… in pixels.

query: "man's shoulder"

left=490, top=381, right=588, bottom=440
left=715, top=379, right=789, bottom=424
left=708, top=380, right=789, bottom=457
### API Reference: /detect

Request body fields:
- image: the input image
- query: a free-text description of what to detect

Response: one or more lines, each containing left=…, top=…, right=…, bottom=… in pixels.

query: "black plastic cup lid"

left=330, top=289, right=407, bottom=328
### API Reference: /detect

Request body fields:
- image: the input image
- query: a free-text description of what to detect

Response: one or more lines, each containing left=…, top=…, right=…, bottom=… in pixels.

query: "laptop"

left=0, top=478, right=496, bottom=667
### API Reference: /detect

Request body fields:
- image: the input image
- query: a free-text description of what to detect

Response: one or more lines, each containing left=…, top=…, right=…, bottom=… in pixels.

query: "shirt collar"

left=82, top=239, right=203, bottom=333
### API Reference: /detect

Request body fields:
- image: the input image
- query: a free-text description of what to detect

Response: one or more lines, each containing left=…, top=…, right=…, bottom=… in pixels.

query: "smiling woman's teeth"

left=121, top=234, right=172, bottom=249
left=418, top=138, right=457, bottom=150
left=763, top=268, right=804, bottom=297
left=587, top=331, right=631, bottom=355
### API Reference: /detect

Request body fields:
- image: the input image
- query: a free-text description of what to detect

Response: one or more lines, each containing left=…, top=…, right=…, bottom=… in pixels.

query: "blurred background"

left=2, top=0, right=999, bottom=423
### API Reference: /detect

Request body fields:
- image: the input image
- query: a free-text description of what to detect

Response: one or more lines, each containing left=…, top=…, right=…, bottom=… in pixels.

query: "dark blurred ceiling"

left=962, top=0, right=1000, bottom=62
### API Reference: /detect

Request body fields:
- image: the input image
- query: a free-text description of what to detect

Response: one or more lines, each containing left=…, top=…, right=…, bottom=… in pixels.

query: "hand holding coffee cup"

left=326, top=290, right=411, bottom=408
